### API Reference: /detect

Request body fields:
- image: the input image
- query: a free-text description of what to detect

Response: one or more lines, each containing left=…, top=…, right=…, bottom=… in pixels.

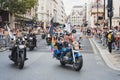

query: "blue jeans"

left=112, top=42, right=116, bottom=49
left=0, top=35, right=3, bottom=40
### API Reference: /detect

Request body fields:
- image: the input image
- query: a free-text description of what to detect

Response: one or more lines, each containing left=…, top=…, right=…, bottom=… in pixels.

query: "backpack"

left=107, top=33, right=113, bottom=42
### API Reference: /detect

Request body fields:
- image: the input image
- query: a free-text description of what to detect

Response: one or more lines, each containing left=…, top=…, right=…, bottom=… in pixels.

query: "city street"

left=0, top=35, right=120, bottom=80
left=0, top=0, right=120, bottom=80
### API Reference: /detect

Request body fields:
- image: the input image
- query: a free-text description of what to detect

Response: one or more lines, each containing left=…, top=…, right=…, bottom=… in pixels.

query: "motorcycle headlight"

left=19, top=45, right=25, bottom=49
left=29, top=37, right=33, bottom=40
left=48, top=34, right=50, bottom=37
left=25, top=36, right=27, bottom=39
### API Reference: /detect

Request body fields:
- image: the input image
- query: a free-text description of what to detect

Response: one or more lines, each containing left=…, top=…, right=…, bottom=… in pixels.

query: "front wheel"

left=29, top=47, right=34, bottom=51
left=73, top=57, right=83, bottom=71
left=18, top=53, right=25, bottom=69
left=41, top=34, right=45, bottom=39
left=60, top=59, right=66, bottom=66
left=47, top=42, right=51, bottom=46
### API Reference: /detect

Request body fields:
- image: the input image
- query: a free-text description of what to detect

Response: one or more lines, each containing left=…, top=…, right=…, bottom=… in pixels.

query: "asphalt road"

left=0, top=35, right=120, bottom=80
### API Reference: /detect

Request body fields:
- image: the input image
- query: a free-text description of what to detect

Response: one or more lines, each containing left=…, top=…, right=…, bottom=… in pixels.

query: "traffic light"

left=109, top=11, right=113, bottom=17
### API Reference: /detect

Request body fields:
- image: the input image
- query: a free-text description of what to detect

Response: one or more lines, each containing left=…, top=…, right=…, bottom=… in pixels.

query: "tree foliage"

left=0, top=0, right=38, bottom=14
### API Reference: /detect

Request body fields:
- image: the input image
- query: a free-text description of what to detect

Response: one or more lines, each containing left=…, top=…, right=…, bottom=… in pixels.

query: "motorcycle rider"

left=54, top=37, right=68, bottom=58
left=29, top=28, right=37, bottom=47
left=64, top=32, right=71, bottom=43
left=9, top=29, right=27, bottom=60
left=54, top=37, right=63, bottom=51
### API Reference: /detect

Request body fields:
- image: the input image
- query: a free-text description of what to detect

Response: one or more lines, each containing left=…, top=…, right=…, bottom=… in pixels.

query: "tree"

left=0, top=0, right=38, bottom=14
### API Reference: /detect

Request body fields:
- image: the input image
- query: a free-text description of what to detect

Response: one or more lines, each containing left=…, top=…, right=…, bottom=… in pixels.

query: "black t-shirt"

left=55, top=41, right=63, bottom=50
left=63, top=41, right=69, bottom=47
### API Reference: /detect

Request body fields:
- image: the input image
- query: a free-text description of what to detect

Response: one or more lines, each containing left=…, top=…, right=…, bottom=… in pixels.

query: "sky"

left=62, top=0, right=94, bottom=15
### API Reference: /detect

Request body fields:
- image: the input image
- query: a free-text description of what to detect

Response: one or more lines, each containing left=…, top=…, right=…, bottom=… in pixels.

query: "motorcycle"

left=28, top=35, right=36, bottom=51
left=78, top=37, right=83, bottom=49
left=46, top=34, right=52, bottom=45
left=9, top=37, right=27, bottom=69
left=41, top=33, right=46, bottom=39
left=53, top=41, right=83, bottom=71
left=24, top=34, right=28, bottom=46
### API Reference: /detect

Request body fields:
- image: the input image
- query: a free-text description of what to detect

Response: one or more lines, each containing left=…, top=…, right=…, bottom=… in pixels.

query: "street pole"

left=104, top=0, right=106, bottom=27
left=97, top=0, right=98, bottom=28
left=85, top=3, right=87, bottom=23
left=107, top=0, right=113, bottom=29
left=109, top=14, right=112, bottom=29
left=85, top=3, right=87, bottom=27
left=119, top=6, right=120, bottom=17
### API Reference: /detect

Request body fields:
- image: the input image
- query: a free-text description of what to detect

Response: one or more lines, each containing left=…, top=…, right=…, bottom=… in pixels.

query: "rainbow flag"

left=50, top=37, right=57, bottom=52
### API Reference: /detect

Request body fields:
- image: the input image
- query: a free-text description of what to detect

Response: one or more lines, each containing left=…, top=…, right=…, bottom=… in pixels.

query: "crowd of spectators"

left=0, top=27, right=9, bottom=47
left=92, top=26, right=120, bottom=51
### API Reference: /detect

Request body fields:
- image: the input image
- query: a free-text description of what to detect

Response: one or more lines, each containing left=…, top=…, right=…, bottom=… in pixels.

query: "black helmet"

left=60, top=33, right=64, bottom=37
left=58, top=37, right=61, bottom=41
left=54, top=35, right=57, bottom=39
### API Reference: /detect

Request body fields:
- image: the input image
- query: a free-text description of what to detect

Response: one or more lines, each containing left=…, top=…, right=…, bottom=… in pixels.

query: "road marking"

left=89, top=39, right=98, bottom=54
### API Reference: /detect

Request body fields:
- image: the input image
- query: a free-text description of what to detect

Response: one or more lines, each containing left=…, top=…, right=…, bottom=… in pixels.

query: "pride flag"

left=50, top=37, right=57, bottom=52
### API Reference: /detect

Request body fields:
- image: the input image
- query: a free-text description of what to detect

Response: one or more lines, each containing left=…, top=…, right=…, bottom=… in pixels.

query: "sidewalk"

left=90, top=37, right=120, bottom=71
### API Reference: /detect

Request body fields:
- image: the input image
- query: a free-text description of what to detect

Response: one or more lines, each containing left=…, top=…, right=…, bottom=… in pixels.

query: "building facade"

left=37, top=0, right=66, bottom=28
left=111, top=0, right=120, bottom=26
left=57, top=0, right=67, bottom=24
left=69, top=6, right=84, bottom=26
left=90, top=1, right=104, bottom=28
left=90, top=0, right=120, bottom=28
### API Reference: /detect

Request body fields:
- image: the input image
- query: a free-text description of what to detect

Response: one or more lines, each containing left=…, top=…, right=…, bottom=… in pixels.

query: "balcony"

left=91, top=8, right=104, bottom=15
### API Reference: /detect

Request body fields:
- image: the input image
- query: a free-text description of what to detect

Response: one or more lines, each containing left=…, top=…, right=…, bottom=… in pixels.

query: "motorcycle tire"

left=18, top=52, right=25, bottom=69
left=29, top=47, right=34, bottom=51
left=47, top=42, right=51, bottom=46
left=73, top=56, right=83, bottom=71
left=14, top=62, right=18, bottom=66
left=60, top=59, right=66, bottom=66
left=41, top=34, right=45, bottom=39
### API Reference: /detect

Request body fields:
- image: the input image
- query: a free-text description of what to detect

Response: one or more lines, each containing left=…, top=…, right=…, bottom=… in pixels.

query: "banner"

left=6, top=24, right=14, bottom=39
left=64, top=19, right=71, bottom=33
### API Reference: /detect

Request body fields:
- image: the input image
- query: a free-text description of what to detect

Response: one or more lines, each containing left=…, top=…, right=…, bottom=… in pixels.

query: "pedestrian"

left=107, top=30, right=115, bottom=53
left=117, top=30, right=120, bottom=50
left=16, top=29, right=22, bottom=38
left=112, top=27, right=118, bottom=49
left=0, top=28, right=3, bottom=40
left=86, top=28, right=91, bottom=37
left=102, top=27, right=108, bottom=47
left=3, top=29, right=9, bottom=47
left=0, top=28, right=5, bottom=45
